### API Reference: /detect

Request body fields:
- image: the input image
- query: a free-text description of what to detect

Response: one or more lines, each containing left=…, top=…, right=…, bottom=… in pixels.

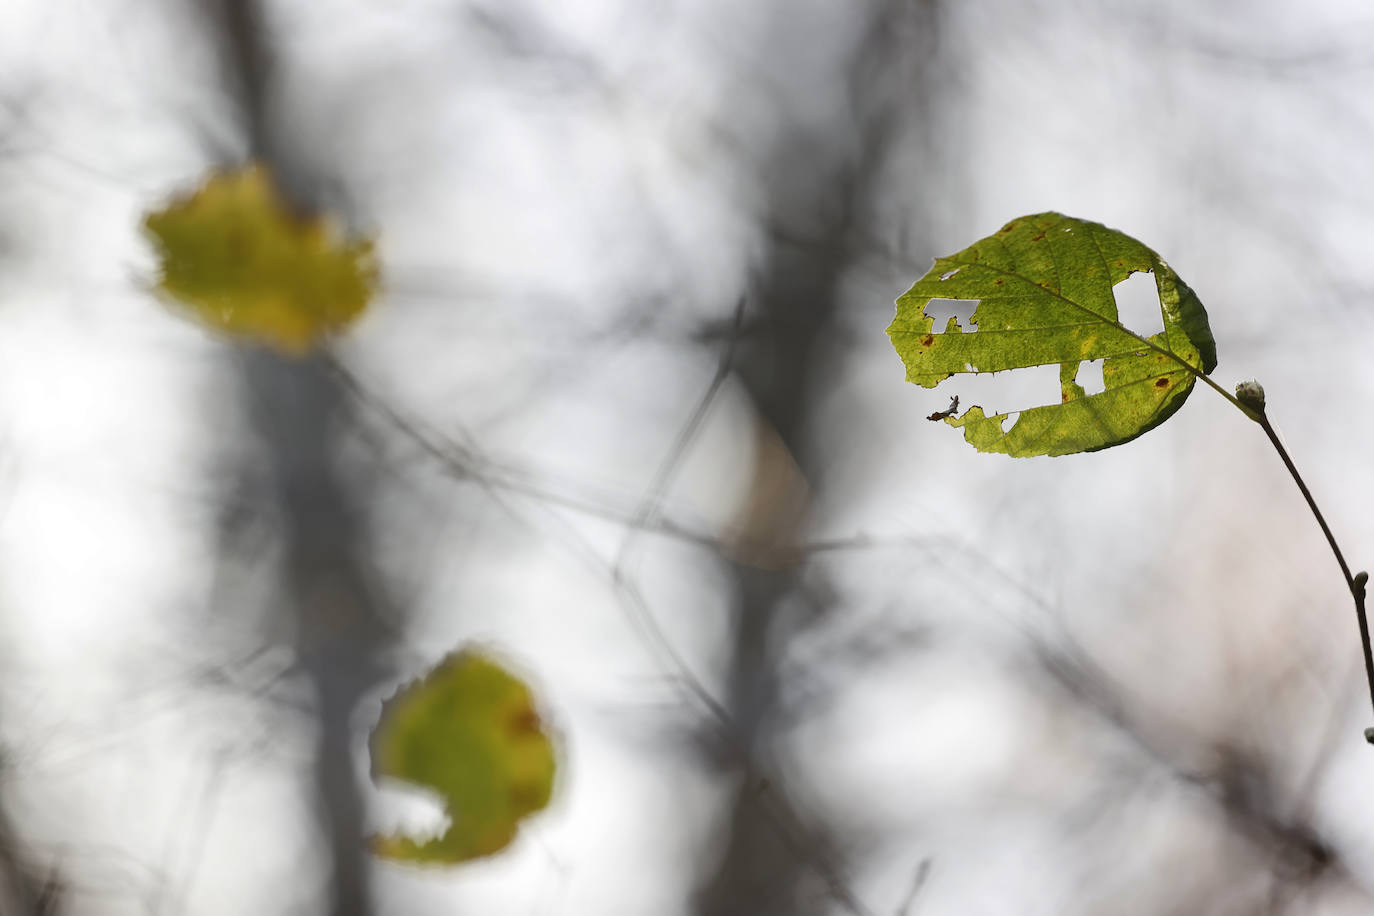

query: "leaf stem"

left=1195, top=372, right=1251, bottom=416
left=1251, top=405, right=1374, bottom=741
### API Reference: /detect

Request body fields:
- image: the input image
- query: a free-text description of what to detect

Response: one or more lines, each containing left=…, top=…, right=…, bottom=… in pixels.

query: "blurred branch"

left=463, top=3, right=609, bottom=93
left=1031, top=628, right=1362, bottom=908
left=193, top=4, right=397, bottom=915
left=612, top=296, right=746, bottom=573
left=693, top=1, right=941, bottom=913
left=148, top=751, right=229, bottom=916
left=0, top=796, right=64, bottom=916
left=912, top=535, right=1367, bottom=910
left=331, top=354, right=967, bottom=567
left=895, top=858, right=932, bottom=916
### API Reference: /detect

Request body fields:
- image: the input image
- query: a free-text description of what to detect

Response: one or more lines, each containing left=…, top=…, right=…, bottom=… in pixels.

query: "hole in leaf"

left=1075, top=358, right=1105, bottom=395
left=1112, top=272, right=1164, bottom=337
left=371, top=781, right=451, bottom=845
left=939, top=268, right=960, bottom=281
left=924, top=298, right=978, bottom=332
left=936, top=362, right=1060, bottom=418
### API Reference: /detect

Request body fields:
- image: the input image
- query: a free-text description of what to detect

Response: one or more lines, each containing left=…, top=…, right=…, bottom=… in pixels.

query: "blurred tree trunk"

left=237, top=352, right=393, bottom=916
left=195, top=3, right=395, bottom=915
left=0, top=800, right=62, bottom=915
left=694, top=3, right=940, bottom=914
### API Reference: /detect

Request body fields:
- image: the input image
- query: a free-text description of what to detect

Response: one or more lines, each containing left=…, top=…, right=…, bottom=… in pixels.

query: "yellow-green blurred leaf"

left=369, top=650, right=556, bottom=865
left=143, top=164, right=377, bottom=354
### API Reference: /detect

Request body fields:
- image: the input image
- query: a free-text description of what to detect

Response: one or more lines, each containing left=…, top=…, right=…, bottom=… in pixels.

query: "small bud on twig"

left=1235, top=379, right=1266, bottom=414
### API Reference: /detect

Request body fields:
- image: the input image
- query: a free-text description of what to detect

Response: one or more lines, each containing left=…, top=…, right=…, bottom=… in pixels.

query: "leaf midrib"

left=932, top=249, right=1240, bottom=411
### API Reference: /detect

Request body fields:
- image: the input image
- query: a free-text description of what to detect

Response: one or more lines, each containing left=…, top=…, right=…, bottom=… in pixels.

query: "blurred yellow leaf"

left=369, top=650, right=557, bottom=865
left=143, top=164, right=377, bottom=354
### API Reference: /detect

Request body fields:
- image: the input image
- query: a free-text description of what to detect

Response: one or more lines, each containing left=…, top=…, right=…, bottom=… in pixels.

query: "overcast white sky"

left=3, top=1, right=1374, bottom=914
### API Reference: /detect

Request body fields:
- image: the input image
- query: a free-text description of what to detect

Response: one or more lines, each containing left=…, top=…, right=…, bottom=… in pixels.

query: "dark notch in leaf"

left=887, top=212, right=1217, bottom=457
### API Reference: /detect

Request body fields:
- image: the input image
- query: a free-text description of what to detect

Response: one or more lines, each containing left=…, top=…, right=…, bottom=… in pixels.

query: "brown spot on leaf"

left=921, top=334, right=934, bottom=347
left=506, top=705, right=542, bottom=736
left=994, top=278, right=1005, bottom=286
left=1154, top=378, right=1169, bottom=389
left=1031, top=232, right=1046, bottom=242
left=508, top=783, right=545, bottom=807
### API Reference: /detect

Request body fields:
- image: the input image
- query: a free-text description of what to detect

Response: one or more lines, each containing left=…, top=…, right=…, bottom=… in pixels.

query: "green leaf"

left=887, top=212, right=1217, bottom=457
left=143, top=164, right=378, bottom=355
left=369, top=650, right=556, bottom=865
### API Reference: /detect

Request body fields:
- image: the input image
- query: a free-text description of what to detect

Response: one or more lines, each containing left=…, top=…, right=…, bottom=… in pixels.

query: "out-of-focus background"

left=3, top=1, right=1374, bottom=914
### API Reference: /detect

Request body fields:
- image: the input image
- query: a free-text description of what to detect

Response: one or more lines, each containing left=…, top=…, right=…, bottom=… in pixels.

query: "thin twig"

left=326, top=356, right=725, bottom=550
left=1253, top=409, right=1374, bottom=739
left=895, top=858, right=932, bottom=916
left=611, top=297, right=745, bottom=574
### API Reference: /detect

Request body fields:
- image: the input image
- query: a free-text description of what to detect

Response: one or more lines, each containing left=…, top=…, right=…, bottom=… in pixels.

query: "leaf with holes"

left=143, top=164, right=378, bottom=355
left=887, top=212, right=1217, bottom=457
left=369, top=650, right=556, bottom=865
